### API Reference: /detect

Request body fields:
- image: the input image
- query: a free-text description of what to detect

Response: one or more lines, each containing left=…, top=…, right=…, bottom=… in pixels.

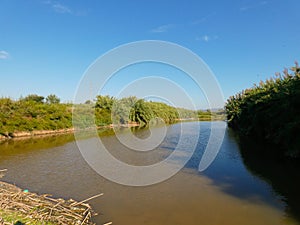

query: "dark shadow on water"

left=183, top=126, right=300, bottom=222
left=183, top=125, right=300, bottom=222
left=187, top=130, right=277, bottom=201
left=237, top=134, right=300, bottom=221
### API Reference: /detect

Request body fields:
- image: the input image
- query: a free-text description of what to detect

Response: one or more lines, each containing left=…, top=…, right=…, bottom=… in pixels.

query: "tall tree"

left=46, top=94, right=60, bottom=104
left=22, top=94, right=45, bottom=103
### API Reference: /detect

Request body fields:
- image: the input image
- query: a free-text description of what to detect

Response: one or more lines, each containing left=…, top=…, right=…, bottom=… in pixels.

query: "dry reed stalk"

left=0, top=180, right=100, bottom=225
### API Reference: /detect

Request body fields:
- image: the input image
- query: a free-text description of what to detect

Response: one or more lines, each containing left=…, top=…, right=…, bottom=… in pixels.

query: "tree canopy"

left=0, top=96, right=72, bottom=135
left=46, top=94, right=60, bottom=104
left=225, top=62, right=300, bottom=158
left=0, top=93, right=225, bottom=137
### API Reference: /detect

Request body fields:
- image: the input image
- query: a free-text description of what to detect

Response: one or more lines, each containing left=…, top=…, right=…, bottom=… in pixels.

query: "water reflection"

left=198, top=128, right=283, bottom=207
left=0, top=122, right=299, bottom=224
left=0, top=134, right=75, bottom=155
left=237, top=135, right=300, bottom=221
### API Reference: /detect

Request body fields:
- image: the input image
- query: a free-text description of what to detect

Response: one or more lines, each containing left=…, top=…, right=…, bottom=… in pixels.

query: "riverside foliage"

left=0, top=95, right=73, bottom=134
left=0, top=94, right=224, bottom=136
left=225, top=63, right=300, bottom=157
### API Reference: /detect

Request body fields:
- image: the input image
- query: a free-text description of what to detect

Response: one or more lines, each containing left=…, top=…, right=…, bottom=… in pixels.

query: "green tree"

left=23, top=94, right=45, bottom=103
left=130, top=99, right=154, bottom=124
left=95, top=95, right=115, bottom=110
left=225, top=62, right=300, bottom=158
left=94, top=95, right=116, bottom=126
left=46, top=94, right=60, bottom=104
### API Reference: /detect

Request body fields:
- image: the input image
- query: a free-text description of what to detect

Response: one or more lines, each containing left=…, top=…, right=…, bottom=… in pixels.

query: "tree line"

left=0, top=94, right=225, bottom=137
left=0, top=94, right=72, bottom=136
left=225, top=63, right=300, bottom=158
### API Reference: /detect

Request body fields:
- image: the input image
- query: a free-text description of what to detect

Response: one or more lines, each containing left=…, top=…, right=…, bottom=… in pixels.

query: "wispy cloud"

left=260, top=1, right=268, bottom=5
left=240, top=1, right=268, bottom=11
left=196, top=35, right=218, bottom=42
left=202, top=35, right=210, bottom=42
left=0, top=51, right=10, bottom=60
left=192, top=12, right=216, bottom=25
left=150, top=24, right=174, bottom=33
left=52, top=3, right=72, bottom=14
left=43, top=1, right=73, bottom=14
left=192, top=17, right=207, bottom=25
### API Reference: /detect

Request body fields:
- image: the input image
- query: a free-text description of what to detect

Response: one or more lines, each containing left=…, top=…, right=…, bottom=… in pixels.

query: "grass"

left=0, top=209, right=56, bottom=225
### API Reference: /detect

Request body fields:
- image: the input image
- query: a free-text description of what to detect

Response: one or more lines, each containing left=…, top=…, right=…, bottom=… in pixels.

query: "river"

left=0, top=121, right=299, bottom=225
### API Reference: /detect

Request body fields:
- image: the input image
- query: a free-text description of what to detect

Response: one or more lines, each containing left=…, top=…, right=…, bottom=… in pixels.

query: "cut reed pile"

left=0, top=169, right=107, bottom=225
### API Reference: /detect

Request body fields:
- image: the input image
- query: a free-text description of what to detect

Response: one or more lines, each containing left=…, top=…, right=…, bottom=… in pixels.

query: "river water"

left=0, top=121, right=299, bottom=225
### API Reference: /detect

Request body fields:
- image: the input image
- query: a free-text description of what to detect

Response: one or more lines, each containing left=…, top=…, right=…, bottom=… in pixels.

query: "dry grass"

left=0, top=175, right=101, bottom=225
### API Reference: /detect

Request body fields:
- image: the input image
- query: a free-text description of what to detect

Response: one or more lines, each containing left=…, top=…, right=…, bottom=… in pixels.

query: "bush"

left=225, top=63, right=300, bottom=157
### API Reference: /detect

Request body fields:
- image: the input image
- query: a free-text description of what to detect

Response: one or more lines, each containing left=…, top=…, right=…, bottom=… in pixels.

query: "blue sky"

left=0, top=0, right=299, bottom=108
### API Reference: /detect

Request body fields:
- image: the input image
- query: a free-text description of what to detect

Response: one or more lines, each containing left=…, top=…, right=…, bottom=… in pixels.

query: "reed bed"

left=0, top=169, right=109, bottom=225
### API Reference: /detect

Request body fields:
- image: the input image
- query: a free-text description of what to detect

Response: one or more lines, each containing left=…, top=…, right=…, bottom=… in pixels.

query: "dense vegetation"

left=73, top=95, right=224, bottom=128
left=225, top=63, right=300, bottom=158
left=0, top=94, right=225, bottom=137
left=0, top=94, right=72, bottom=136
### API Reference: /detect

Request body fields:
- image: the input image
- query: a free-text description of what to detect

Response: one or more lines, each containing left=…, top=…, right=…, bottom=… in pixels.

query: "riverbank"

left=0, top=128, right=75, bottom=140
left=0, top=171, right=100, bottom=225
left=0, top=119, right=228, bottom=142
left=0, top=122, right=141, bottom=141
left=225, top=64, right=300, bottom=158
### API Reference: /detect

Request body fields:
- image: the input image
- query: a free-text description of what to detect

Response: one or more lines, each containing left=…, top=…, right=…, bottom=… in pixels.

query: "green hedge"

left=225, top=63, right=300, bottom=157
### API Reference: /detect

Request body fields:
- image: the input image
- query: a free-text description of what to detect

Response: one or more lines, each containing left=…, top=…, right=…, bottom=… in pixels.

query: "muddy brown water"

left=0, top=122, right=299, bottom=225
